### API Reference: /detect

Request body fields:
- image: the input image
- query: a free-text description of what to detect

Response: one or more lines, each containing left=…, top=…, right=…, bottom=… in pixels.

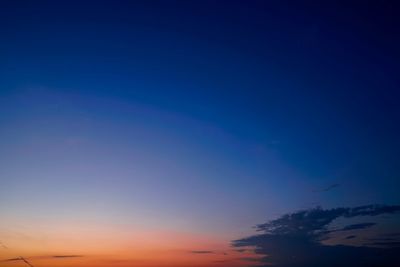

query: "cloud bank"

left=233, top=204, right=400, bottom=267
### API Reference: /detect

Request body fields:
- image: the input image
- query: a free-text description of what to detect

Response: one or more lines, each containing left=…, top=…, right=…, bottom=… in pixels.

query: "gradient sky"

left=1, top=1, right=399, bottom=267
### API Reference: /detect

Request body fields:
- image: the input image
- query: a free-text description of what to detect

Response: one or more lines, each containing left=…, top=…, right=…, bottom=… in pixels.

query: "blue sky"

left=0, top=1, right=399, bottom=266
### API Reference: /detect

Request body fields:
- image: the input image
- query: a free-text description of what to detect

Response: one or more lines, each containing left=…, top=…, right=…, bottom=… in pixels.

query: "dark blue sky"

left=0, top=2, right=399, bottom=265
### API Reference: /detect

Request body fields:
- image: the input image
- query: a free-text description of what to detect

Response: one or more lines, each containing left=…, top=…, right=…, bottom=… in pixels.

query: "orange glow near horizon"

left=0, top=222, right=256, bottom=267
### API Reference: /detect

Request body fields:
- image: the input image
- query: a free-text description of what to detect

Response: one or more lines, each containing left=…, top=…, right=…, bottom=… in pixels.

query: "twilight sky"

left=1, top=1, right=399, bottom=267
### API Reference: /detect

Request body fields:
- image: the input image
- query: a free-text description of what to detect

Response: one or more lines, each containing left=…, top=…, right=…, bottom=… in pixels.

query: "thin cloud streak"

left=189, top=250, right=215, bottom=254
left=312, top=184, right=340, bottom=193
left=0, top=241, right=8, bottom=249
left=20, top=257, right=35, bottom=267
left=52, top=255, right=84, bottom=258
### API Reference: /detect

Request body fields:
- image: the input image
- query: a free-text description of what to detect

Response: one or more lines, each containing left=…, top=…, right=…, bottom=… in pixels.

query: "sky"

left=0, top=1, right=400, bottom=267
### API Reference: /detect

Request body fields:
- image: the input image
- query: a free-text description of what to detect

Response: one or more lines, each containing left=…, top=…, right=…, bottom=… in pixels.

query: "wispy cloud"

left=20, top=257, right=35, bottom=267
left=52, top=255, right=83, bottom=258
left=1, top=255, right=84, bottom=265
left=339, top=222, right=376, bottom=231
left=0, top=241, right=8, bottom=249
left=1, top=257, right=35, bottom=267
left=2, top=255, right=84, bottom=261
left=1, top=257, right=22, bottom=262
left=364, top=241, right=400, bottom=247
left=326, top=222, right=377, bottom=234
left=313, top=183, right=340, bottom=192
left=189, top=250, right=215, bottom=254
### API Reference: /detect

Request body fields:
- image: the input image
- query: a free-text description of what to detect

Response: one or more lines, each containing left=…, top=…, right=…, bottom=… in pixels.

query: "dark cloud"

left=254, top=204, right=400, bottom=235
left=189, top=250, right=214, bottom=254
left=233, top=204, right=400, bottom=267
left=348, top=205, right=400, bottom=217
left=322, top=222, right=377, bottom=235
left=339, top=222, right=376, bottom=231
